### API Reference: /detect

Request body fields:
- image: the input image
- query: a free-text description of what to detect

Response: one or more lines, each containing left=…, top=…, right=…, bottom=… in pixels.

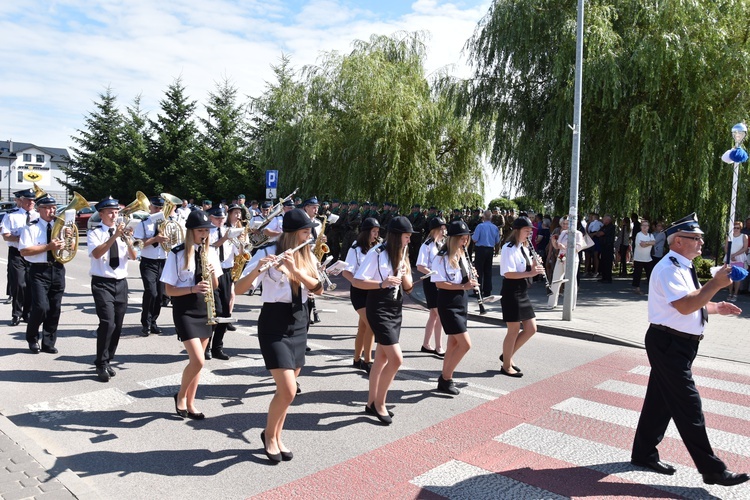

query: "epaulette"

left=424, top=237, right=434, bottom=245
left=669, top=256, right=680, bottom=267
left=28, top=219, right=39, bottom=225
left=7, top=207, right=19, bottom=214
left=171, top=243, right=185, bottom=254
left=437, top=245, right=449, bottom=256
left=374, top=243, right=387, bottom=253
left=351, top=241, right=359, bottom=249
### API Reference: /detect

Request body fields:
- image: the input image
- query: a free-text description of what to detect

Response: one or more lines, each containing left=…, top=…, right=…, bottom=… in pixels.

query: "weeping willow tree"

left=251, top=32, right=487, bottom=208
left=463, top=0, right=750, bottom=250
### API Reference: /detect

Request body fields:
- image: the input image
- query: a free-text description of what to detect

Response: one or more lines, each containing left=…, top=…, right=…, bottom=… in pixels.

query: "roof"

left=0, top=141, right=70, bottom=163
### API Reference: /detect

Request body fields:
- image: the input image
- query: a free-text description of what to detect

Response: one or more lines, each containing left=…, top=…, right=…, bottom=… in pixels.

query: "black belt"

left=222, top=267, right=233, bottom=274
left=29, top=262, right=63, bottom=268
left=140, top=256, right=166, bottom=262
left=650, top=324, right=703, bottom=342
left=92, top=275, right=123, bottom=283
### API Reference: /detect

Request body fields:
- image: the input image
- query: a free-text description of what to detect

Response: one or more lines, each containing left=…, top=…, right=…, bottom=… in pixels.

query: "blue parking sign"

left=266, top=170, right=278, bottom=189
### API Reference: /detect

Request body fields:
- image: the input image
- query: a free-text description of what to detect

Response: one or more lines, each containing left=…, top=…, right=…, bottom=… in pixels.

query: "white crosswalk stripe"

left=26, top=388, right=135, bottom=422
left=630, top=365, right=750, bottom=396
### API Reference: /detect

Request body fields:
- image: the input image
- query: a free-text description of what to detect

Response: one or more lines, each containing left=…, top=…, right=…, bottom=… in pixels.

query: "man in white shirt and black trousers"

left=134, top=196, right=170, bottom=337
left=1, top=188, right=37, bottom=325
left=88, top=196, right=137, bottom=382
left=631, top=213, right=748, bottom=486
left=18, top=193, right=66, bottom=354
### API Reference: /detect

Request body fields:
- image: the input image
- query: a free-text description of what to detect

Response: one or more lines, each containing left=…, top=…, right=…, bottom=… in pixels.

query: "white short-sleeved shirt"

left=133, top=216, right=167, bottom=260
left=587, top=220, right=603, bottom=233
left=264, top=216, right=283, bottom=243
left=432, top=253, right=463, bottom=285
left=344, top=244, right=368, bottom=276
left=160, top=244, right=222, bottom=288
left=18, top=219, right=54, bottom=264
left=634, top=232, right=655, bottom=262
left=210, top=225, right=239, bottom=269
left=2, top=208, right=37, bottom=248
left=499, top=242, right=530, bottom=277
left=240, top=244, right=310, bottom=304
left=416, top=239, right=440, bottom=270
left=87, top=223, right=131, bottom=279
left=648, top=250, right=704, bottom=335
left=354, top=245, right=394, bottom=284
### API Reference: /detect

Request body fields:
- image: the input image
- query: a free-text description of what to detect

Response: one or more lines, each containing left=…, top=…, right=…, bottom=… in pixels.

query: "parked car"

left=0, top=201, right=16, bottom=222
left=87, top=209, right=148, bottom=231
left=75, top=204, right=97, bottom=231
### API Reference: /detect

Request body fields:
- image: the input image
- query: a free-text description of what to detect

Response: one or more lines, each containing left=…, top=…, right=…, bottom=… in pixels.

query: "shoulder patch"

left=374, top=243, right=386, bottom=254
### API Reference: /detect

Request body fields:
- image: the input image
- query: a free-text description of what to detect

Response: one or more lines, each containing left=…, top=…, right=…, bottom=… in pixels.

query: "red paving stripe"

left=623, top=371, right=750, bottom=408
left=251, top=350, right=747, bottom=498
left=463, top=440, right=680, bottom=499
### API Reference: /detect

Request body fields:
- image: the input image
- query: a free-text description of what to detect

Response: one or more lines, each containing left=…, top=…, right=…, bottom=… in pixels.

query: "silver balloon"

left=732, top=123, right=747, bottom=147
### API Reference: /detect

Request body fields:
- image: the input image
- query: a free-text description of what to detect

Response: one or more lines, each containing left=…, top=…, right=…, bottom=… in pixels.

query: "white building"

left=0, top=140, right=71, bottom=202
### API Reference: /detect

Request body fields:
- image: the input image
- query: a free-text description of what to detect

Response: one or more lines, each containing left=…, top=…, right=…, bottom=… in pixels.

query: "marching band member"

left=431, top=220, right=477, bottom=395
left=1, top=188, right=36, bottom=326
left=88, top=196, right=137, bottom=382
left=224, top=204, right=243, bottom=330
left=205, top=206, right=238, bottom=360
left=354, top=216, right=415, bottom=425
left=498, top=216, right=545, bottom=378
left=134, top=196, right=169, bottom=336
left=235, top=208, right=322, bottom=463
left=416, top=217, right=446, bottom=357
left=160, top=210, right=221, bottom=420
left=342, top=217, right=381, bottom=372
left=18, top=193, right=65, bottom=354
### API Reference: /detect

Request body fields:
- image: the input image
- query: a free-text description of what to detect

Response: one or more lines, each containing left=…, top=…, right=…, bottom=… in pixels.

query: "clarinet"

left=463, top=247, right=487, bottom=314
left=392, top=245, right=409, bottom=300
left=526, top=234, right=553, bottom=296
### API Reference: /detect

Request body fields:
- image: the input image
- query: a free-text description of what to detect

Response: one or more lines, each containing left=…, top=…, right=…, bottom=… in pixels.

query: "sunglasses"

left=676, top=235, right=703, bottom=242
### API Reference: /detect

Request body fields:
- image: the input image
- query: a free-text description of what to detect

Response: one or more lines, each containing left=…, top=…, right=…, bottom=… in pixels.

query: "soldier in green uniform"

left=466, top=208, right=482, bottom=262
left=491, top=207, right=505, bottom=256
left=406, top=203, right=426, bottom=265
left=340, top=200, right=361, bottom=259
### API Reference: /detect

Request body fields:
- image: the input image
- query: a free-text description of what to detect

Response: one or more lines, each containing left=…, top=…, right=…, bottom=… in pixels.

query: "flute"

left=526, top=234, right=553, bottom=296
left=257, top=238, right=314, bottom=273
left=462, top=248, right=487, bottom=314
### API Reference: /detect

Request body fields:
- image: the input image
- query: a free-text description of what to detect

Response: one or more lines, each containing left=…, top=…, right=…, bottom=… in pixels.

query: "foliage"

left=512, top=195, right=544, bottom=214
left=463, top=0, right=750, bottom=253
left=488, top=196, right=517, bottom=211
left=693, top=256, right=716, bottom=281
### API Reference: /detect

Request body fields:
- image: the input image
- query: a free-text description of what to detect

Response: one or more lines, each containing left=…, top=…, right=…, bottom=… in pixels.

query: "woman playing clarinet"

left=160, top=210, right=221, bottom=420
left=342, top=217, right=381, bottom=372
left=416, top=217, right=446, bottom=357
left=354, top=216, right=415, bottom=425
left=235, top=208, right=321, bottom=463
left=431, top=220, right=478, bottom=395
left=498, top=216, right=545, bottom=378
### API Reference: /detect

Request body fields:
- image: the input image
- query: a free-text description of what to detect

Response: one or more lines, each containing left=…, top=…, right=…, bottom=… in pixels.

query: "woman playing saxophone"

left=160, top=210, right=221, bottom=420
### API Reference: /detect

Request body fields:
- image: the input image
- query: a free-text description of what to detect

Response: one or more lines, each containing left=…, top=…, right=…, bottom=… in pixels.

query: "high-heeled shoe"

left=260, top=430, right=282, bottom=463
left=173, top=393, right=187, bottom=419
left=365, top=403, right=392, bottom=425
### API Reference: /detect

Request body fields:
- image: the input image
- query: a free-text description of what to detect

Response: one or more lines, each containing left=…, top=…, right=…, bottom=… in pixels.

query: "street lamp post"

left=7, top=151, right=16, bottom=201
left=726, top=123, right=747, bottom=265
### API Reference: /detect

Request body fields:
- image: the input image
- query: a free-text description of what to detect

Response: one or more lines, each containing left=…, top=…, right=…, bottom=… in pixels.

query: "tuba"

left=51, top=192, right=90, bottom=264
left=158, top=193, right=184, bottom=251
left=119, top=191, right=151, bottom=250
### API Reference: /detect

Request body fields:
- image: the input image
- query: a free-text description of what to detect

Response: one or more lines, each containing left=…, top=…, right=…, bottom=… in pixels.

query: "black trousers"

left=473, top=246, right=494, bottom=296
left=8, top=247, right=31, bottom=320
left=208, top=268, right=232, bottom=351
left=92, top=276, right=129, bottom=368
left=600, top=247, right=614, bottom=281
left=632, top=260, right=654, bottom=288
left=26, top=263, right=65, bottom=348
left=139, top=257, right=165, bottom=329
left=632, top=326, right=726, bottom=474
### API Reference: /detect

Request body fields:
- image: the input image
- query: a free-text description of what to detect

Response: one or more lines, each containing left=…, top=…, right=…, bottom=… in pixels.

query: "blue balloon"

left=728, top=147, right=749, bottom=163
left=730, top=265, right=749, bottom=282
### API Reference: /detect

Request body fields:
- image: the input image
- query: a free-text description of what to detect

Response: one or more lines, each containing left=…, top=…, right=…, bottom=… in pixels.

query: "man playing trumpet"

left=88, top=196, right=137, bottom=382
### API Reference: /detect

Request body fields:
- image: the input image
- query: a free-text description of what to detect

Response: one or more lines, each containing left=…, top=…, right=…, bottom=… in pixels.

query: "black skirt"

left=257, top=301, right=309, bottom=370
left=172, top=293, right=212, bottom=341
left=349, top=285, right=368, bottom=311
left=500, top=278, right=535, bottom=323
left=423, top=278, right=438, bottom=309
left=366, top=287, right=403, bottom=346
left=437, top=288, right=468, bottom=334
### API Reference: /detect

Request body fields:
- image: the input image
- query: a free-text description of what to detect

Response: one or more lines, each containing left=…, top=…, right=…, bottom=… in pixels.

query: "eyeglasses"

left=676, top=235, right=703, bottom=242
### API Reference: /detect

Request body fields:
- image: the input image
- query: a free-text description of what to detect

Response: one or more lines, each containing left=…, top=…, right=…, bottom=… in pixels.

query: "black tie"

left=688, top=265, right=708, bottom=325
left=25, top=212, right=30, bottom=225
left=46, top=223, right=55, bottom=262
left=217, top=228, right=224, bottom=262
left=152, top=223, right=160, bottom=248
left=108, top=228, right=120, bottom=269
left=194, top=248, right=203, bottom=285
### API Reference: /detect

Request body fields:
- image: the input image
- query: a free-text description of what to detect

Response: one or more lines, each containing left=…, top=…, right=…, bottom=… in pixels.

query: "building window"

left=17, top=171, right=24, bottom=183
left=36, top=154, right=44, bottom=163
left=23, top=154, right=31, bottom=162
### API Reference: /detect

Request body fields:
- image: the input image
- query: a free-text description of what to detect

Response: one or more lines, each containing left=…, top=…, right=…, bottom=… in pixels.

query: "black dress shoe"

left=211, top=349, right=229, bottom=360
left=10, top=317, right=21, bottom=326
left=630, top=459, right=676, bottom=475
left=41, top=346, right=58, bottom=354
left=365, top=403, right=394, bottom=417
left=173, top=394, right=187, bottom=419
left=204, top=349, right=212, bottom=360
left=702, top=470, right=749, bottom=486
left=140, top=328, right=150, bottom=337
left=150, top=325, right=162, bottom=334
left=499, top=354, right=522, bottom=372
left=420, top=346, right=436, bottom=354
left=437, top=375, right=460, bottom=395
left=260, top=431, right=282, bottom=463
left=296, top=381, right=301, bottom=395
left=366, top=403, right=392, bottom=424
left=500, top=367, right=523, bottom=378
left=96, top=366, right=110, bottom=382
left=186, top=411, right=205, bottom=420
left=106, top=366, right=116, bottom=377
left=28, top=342, right=40, bottom=354
left=226, top=323, right=236, bottom=331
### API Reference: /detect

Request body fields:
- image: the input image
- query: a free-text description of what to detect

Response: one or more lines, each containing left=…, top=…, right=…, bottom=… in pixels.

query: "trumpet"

left=317, top=255, right=337, bottom=291
left=115, top=216, right=143, bottom=251
left=257, top=238, right=313, bottom=273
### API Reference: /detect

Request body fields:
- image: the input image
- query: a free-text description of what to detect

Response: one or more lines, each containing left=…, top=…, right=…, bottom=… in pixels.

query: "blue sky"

left=2, top=0, right=508, bottom=200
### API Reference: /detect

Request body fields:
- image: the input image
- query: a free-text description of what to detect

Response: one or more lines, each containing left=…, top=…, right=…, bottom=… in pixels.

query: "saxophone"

left=201, top=238, right=218, bottom=326
left=230, top=223, right=251, bottom=282
left=313, top=215, right=330, bottom=261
